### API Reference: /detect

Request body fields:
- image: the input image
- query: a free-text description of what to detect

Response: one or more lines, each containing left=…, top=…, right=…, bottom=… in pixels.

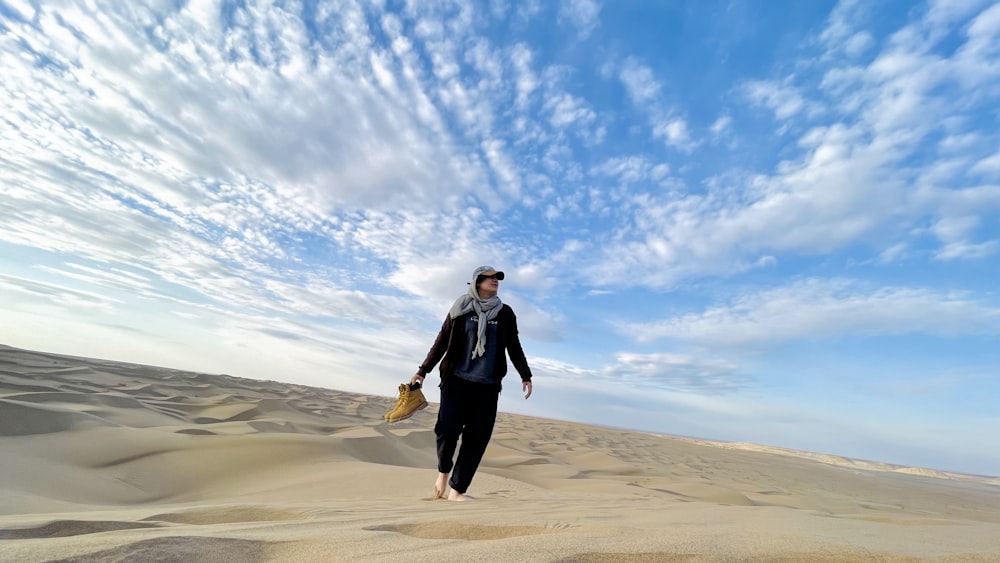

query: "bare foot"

left=447, top=489, right=473, bottom=502
left=433, top=473, right=448, bottom=499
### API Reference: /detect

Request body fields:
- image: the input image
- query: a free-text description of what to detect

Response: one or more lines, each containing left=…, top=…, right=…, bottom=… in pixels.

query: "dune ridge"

left=1, top=344, right=998, bottom=562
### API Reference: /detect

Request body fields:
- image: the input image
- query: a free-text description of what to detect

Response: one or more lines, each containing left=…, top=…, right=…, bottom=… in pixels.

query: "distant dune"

left=678, top=440, right=999, bottom=486
left=1, top=344, right=999, bottom=562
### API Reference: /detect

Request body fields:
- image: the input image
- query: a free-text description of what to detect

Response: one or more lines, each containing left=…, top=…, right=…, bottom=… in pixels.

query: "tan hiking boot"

left=384, top=383, right=408, bottom=420
left=387, top=385, right=428, bottom=422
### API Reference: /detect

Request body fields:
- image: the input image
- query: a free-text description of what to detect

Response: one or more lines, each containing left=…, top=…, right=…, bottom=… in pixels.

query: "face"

left=476, top=273, right=500, bottom=297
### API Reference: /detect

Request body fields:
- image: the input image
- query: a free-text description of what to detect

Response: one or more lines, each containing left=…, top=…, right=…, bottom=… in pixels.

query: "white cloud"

left=615, top=58, right=699, bottom=153
left=971, top=151, right=1000, bottom=175
left=652, top=117, right=696, bottom=151
left=619, top=58, right=660, bottom=104
left=742, top=79, right=811, bottom=121
left=584, top=3, right=1000, bottom=287
left=819, top=0, right=875, bottom=58
left=591, top=155, right=662, bottom=184
left=843, top=31, right=875, bottom=57
left=509, top=43, right=538, bottom=109
left=515, top=0, right=543, bottom=23
left=481, top=137, right=523, bottom=198
left=1, top=2, right=491, bottom=216
left=710, top=115, right=732, bottom=135
left=623, top=278, right=1000, bottom=345
left=5, top=0, right=33, bottom=20
left=931, top=215, right=980, bottom=243
left=934, top=240, right=999, bottom=260
left=0, top=274, right=122, bottom=312
left=926, top=0, right=997, bottom=42
left=600, top=352, right=749, bottom=392
left=544, top=92, right=597, bottom=128
left=0, top=0, right=595, bottom=338
left=559, top=0, right=601, bottom=39
left=529, top=350, right=749, bottom=395
left=819, top=0, right=871, bottom=50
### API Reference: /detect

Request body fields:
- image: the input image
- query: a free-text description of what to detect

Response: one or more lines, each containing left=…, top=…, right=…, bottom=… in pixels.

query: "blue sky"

left=2, top=0, right=999, bottom=476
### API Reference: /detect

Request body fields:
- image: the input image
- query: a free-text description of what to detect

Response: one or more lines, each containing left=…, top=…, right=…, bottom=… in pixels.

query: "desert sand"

left=1, top=344, right=998, bottom=563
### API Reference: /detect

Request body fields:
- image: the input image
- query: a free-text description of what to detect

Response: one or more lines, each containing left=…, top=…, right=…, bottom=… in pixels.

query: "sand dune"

left=1, top=344, right=998, bottom=562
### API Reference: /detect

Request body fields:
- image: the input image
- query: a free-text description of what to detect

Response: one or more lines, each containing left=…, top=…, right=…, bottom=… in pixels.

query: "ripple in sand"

left=0, top=400, right=114, bottom=436
left=47, top=536, right=269, bottom=563
left=247, top=420, right=300, bottom=433
left=142, top=506, right=305, bottom=525
left=0, top=381, right=57, bottom=393
left=5, top=391, right=145, bottom=409
left=92, top=449, right=174, bottom=468
left=0, top=520, right=161, bottom=539
left=554, top=555, right=708, bottom=563
left=365, top=521, right=553, bottom=540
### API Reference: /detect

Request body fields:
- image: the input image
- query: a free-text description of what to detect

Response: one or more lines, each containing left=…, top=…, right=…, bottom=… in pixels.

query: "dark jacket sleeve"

left=504, top=308, right=533, bottom=381
left=417, top=314, right=453, bottom=377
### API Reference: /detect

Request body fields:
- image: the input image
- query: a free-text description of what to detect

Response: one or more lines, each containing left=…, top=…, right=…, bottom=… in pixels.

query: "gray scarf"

left=449, top=284, right=502, bottom=359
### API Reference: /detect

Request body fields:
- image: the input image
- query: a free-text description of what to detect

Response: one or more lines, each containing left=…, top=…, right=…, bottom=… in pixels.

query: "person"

left=410, top=265, right=533, bottom=501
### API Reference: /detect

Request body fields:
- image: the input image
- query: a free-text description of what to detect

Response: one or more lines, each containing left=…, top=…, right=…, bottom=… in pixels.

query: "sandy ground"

left=1, top=344, right=998, bottom=562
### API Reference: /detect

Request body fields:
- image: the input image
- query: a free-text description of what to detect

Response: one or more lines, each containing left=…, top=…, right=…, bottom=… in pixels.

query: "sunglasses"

left=477, top=274, right=502, bottom=282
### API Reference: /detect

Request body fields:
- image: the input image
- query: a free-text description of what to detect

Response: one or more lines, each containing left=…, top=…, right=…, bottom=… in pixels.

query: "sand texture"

left=1, top=344, right=998, bottom=562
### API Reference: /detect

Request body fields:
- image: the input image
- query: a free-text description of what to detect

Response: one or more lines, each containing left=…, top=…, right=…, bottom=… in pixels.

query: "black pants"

left=435, top=376, right=500, bottom=494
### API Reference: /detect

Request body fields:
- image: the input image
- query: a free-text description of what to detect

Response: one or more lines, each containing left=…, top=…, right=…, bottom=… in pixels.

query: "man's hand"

left=522, top=380, right=532, bottom=399
left=409, top=373, right=425, bottom=387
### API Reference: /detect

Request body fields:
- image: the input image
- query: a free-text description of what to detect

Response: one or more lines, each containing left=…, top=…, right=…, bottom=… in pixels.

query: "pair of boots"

left=384, top=382, right=428, bottom=423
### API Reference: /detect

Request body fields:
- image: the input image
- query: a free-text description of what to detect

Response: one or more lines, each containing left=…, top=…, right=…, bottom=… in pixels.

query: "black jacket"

left=417, top=304, right=533, bottom=388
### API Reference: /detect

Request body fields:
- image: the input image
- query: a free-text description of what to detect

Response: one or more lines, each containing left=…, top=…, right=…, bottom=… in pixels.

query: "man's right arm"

left=410, top=314, right=452, bottom=385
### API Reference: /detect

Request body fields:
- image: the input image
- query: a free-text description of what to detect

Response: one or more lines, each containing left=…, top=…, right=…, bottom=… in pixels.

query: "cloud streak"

left=624, top=278, right=1000, bottom=346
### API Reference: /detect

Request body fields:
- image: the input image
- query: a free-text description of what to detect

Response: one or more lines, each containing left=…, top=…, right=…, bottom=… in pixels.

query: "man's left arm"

left=504, top=308, right=533, bottom=399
